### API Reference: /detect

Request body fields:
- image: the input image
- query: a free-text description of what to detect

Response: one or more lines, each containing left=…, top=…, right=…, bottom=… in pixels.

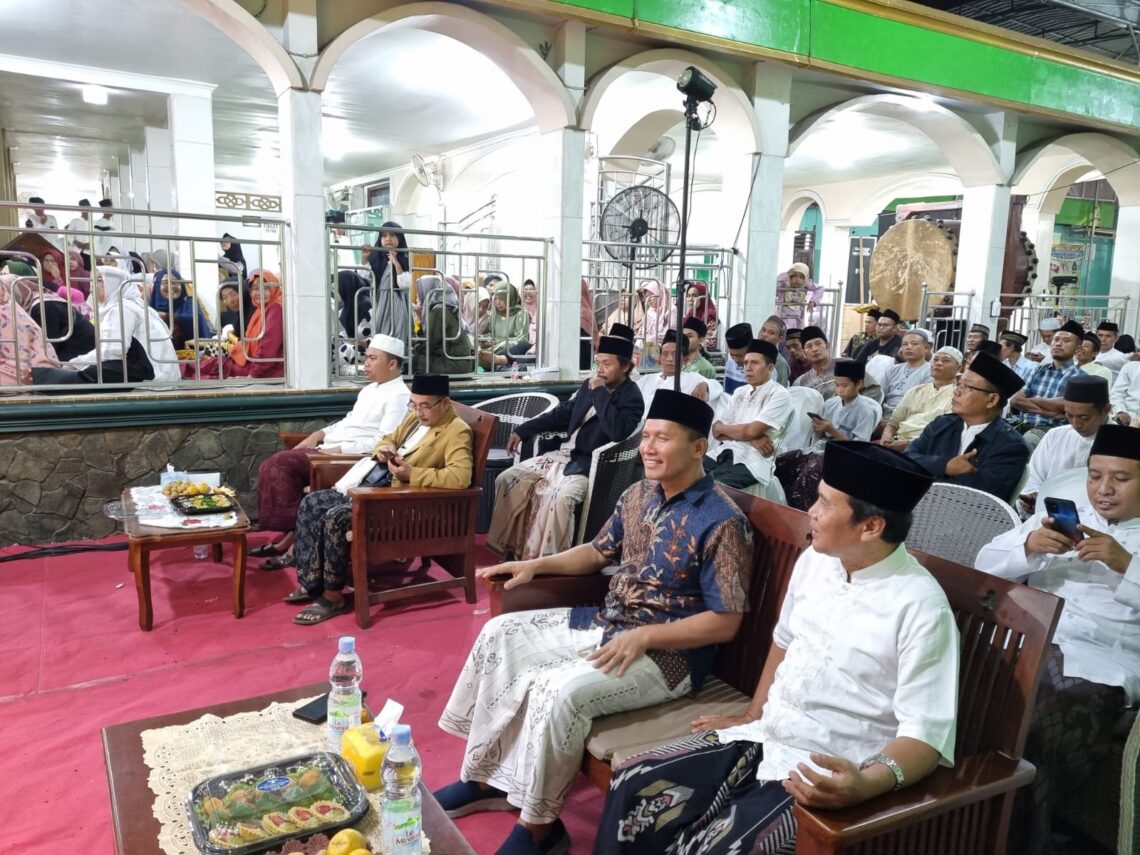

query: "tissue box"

left=161, top=471, right=221, bottom=487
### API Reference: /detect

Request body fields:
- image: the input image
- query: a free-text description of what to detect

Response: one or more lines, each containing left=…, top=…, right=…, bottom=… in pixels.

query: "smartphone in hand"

left=807, top=412, right=823, bottom=420
left=1043, top=497, right=1084, bottom=542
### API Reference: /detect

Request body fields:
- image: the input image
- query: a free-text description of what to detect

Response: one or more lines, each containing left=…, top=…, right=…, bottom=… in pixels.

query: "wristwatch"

left=859, top=753, right=905, bottom=790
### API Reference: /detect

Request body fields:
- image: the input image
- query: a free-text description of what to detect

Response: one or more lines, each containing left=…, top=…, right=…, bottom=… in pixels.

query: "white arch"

left=849, top=172, right=964, bottom=227
left=310, top=3, right=575, bottom=133
left=1013, top=132, right=1140, bottom=207
left=609, top=110, right=683, bottom=157
left=580, top=49, right=764, bottom=154
left=179, top=0, right=305, bottom=96
left=781, top=191, right=827, bottom=230
left=790, top=95, right=1004, bottom=188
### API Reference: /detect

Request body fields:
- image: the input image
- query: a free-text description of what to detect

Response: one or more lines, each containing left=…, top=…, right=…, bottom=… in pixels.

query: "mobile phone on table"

left=292, top=690, right=368, bottom=725
left=1043, top=497, right=1084, bottom=542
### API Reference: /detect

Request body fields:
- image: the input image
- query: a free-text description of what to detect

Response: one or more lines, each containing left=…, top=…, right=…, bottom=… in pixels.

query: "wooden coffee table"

left=122, top=488, right=250, bottom=631
left=101, top=682, right=476, bottom=855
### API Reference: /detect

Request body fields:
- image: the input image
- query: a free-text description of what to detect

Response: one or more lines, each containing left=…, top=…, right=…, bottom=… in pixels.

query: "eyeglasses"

left=954, top=374, right=997, bottom=395
left=407, top=400, right=443, bottom=413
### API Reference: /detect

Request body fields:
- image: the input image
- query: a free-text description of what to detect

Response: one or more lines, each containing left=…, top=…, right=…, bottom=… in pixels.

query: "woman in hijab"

left=66, top=250, right=91, bottom=298
left=218, top=271, right=256, bottom=337
left=637, top=279, right=668, bottom=368
left=683, top=280, right=719, bottom=351
left=363, top=221, right=411, bottom=343
left=150, top=269, right=214, bottom=349
left=33, top=266, right=178, bottom=385
left=11, top=271, right=96, bottom=362
left=478, top=280, right=529, bottom=371
left=220, top=233, right=247, bottom=279
left=0, top=273, right=58, bottom=387
left=184, top=270, right=284, bottom=380
left=519, top=279, right=538, bottom=353
left=413, top=274, right=475, bottom=375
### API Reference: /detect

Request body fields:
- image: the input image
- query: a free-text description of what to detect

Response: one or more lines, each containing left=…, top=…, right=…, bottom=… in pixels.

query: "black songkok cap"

left=977, top=340, right=1002, bottom=359
left=28, top=196, right=44, bottom=204
left=746, top=339, right=778, bottom=362
left=1083, top=332, right=1101, bottom=348
left=608, top=322, right=635, bottom=342
left=661, top=329, right=690, bottom=355
left=725, top=322, right=753, bottom=349
left=801, top=325, right=827, bottom=345
left=1000, top=330, right=1028, bottom=346
left=1097, top=320, right=1119, bottom=334
left=1064, top=374, right=1109, bottom=406
left=880, top=309, right=901, bottom=324
left=78, top=198, right=91, bottom=207
left=967, top=351, right=1024, bottom=399
left=834, top=358, right=865, bottom=382
left=866, top=309, right=882, bottom=320
left=1090, top=424, right=1140, bottom=461
left=325, top=209, right=346, bottom=224
left=822, top=441, right=934, bottom=512
left=1058, top=320, right=1085, bottom=338
left=683, top=317, right=708, bottom=339
left=646, top=389, right=714, bottom=438
left=99, top=198, right=113, bottom=207
left=970, top=323, right=990, bottom=336
left=411, top=373, right=449, bottom=396
left=1116, top=334, right=1135, bottom=354
left=785, top=328, right=803, bottom=341
left=597, top=335, right=634, bottom=361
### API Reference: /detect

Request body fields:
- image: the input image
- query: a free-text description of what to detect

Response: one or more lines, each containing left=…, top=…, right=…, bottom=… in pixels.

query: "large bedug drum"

left=868, top=217, right=958, bottom=321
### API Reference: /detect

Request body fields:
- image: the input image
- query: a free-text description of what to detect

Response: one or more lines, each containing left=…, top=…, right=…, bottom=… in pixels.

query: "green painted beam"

left=0, top=383, right=580, bottom=435
left=544, top=0, right=1139, bottom=130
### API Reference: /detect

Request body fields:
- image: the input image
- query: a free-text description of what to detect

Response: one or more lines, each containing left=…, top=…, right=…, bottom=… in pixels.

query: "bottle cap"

left=391, top=723, right=411, bottom=745
left=338, top=636, right=356, bottom=654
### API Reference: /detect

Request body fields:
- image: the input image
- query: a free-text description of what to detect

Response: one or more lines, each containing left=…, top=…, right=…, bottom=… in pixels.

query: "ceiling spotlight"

left=676, top=66, right=716, bottom=104
left=81, top=85, right=109, bottom=106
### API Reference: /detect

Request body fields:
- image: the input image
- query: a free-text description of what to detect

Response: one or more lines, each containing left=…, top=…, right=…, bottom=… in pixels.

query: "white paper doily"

left=140, top=696, right=429, bottom=855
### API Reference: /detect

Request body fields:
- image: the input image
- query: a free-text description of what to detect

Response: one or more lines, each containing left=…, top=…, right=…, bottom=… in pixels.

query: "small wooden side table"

left=121, top=488, right=250, bottom=631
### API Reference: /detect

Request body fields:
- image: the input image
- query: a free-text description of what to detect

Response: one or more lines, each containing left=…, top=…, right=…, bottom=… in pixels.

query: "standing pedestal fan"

left=599, top=185, right=680, bottom=328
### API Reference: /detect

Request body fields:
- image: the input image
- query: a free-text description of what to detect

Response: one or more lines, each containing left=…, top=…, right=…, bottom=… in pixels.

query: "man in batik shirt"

left=434, top=390, right=753, bottom=855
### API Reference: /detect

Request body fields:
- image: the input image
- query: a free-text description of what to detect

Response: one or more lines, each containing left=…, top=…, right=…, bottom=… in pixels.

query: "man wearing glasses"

left=905, top=351, right=1030, bottom=499
left=286, top=373, right=473, bottom=625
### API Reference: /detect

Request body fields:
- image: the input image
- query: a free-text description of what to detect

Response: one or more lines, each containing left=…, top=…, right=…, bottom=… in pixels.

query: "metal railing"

left=999, top=291, right=1133, bottom=353
left=916, top=288, right=977, bottom=352
left=1, top=200, right=288, bottom=393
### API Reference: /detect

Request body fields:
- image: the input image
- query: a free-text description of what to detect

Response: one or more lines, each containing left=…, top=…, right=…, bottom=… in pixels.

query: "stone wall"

left=0, top=418, right=324, bottom=546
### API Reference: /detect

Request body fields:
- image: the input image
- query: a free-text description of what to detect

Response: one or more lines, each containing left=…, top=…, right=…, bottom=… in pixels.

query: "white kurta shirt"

left=1022, top=424, right=1095, bottom=495
left=718, top=544, right=959, bottom=781
left=1030, top=341, right=1052, bottom=361
left=707, top=380, right=791, bottom=484
left=65, top=216, right=91, bottom=250
left=320, top=377, right=411, bottom=454
left=26, top=213, right=63, bottom=250
left=1110, top=361, right=1140, bottom=419
left=635, top=371, right=706, bottom=421
left=976, top=504, right=1140, bottom=701
left=1096, top=348, right=1128, bottom=375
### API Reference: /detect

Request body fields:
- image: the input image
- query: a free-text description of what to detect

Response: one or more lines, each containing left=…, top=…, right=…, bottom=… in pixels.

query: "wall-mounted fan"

left=646, top=136, right=676, bottom=161
left=411, top=153, right=449, bottom=192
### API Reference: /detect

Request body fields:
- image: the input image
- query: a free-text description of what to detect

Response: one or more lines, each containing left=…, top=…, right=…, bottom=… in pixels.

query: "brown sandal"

left=283, top=587, right=313, bottom=605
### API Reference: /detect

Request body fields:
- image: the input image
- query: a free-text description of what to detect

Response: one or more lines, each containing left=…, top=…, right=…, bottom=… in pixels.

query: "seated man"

left=596, top=441, right=957, bottom=855
left=1076, top=332, right=1113, bottom=382
left=1111, top=356, right=1140, bottom=426
left=842, top=308, right=879, bottom=358
left=976, top=424, right=1140, bottom=855
left=1001, top=330, right=1038, bottom=384
left=254, top=334, right=409, bottom=569
left=783, top=328, right=812, bottom=382
left=1017, top=375, right=1111, bottom=518
left=705, top=339, right=790, bottom=494
left=435, top=391, right=753, bottom=855
left=965, top=322, right=990, bottom=354
left=880, top=329, right=932, bottom=418
left=757, top=315, right=792, bottom=387
left=286, top=373, right=472, bottom=625
left=722, top=322, right=751, bottom=394
left=1008, top=320, right=1085, bottom=448
left=681, top=317, right=717, bottom=379
left=879, top=346, right=960, bottom=451
left=1094, top=320, right=1128, bottom=375
left=792, top=326, right=836, bottom=400
left=488, top=335, right=643, bottom=560
left=853, top=308, right=902, bottom=362
left=635, top=329, right=716, bottom=417
left=1026, top=316, right=1059, bottom=363
left=907, top=350, right=1030, bottom=499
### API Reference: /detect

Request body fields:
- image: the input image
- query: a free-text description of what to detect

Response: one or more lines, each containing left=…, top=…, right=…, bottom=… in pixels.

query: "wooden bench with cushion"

left=490, top=488, right=1063, bottom=854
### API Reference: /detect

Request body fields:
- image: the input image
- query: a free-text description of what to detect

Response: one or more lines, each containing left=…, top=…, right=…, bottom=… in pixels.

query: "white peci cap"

left=368, top=333, right=406, bottom=359
left=1039, top=318, right=1061, bottom=331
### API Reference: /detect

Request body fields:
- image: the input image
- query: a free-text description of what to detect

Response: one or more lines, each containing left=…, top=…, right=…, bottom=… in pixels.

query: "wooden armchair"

left=307, top=403, right=498, bottom=629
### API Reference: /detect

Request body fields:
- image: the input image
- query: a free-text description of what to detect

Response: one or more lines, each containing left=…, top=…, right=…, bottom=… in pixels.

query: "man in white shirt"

left=596, top=441, right=958, bottom=855
left=635, top=329, right=716, bottom=419
left=1026, top=317, right=1059, bottom=363
left=1075, top=332, right=1113, bottom=382
left=253, top=334, right=410, bottom=567
left=880, top=330, right=932, bottom=418
left=1017, top=375, right=1111, bottom=518
left=23, top=196, right=62, bottom=250
left=1110, top=358, right=1140, bottom=425
left=976, top=424, right=1140, bottom=855
left=65, top=198, right=93, bottom=255
left=1000, top=330, right=1037, bottom=384
left=1094, top=320, right=1128, bottom=375
left=93, top=198, right=119, bottom=260
left=705, top=338, right=791, bottom=494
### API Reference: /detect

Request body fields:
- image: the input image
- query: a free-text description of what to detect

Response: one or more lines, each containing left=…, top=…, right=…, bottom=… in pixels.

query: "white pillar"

left=278, top=88, right=328, bottom=390
left=957, top=184, right=1012, bottom=325
left=128, top=146, right=149, bottom=248
left=1031, top=211, right=1056, bottom=295
left=743, top=63, right=792, bottom=327
left=1110, top=205, right=1140, bottom=313
left=144, top=126, right=176, bottom=244
left=168, top=93, right=217, bottom=298
left=817, top=221, right=851, bottom=293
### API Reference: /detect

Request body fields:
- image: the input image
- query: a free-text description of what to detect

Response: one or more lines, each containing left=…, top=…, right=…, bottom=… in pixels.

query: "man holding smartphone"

left=976, top=423, right=1140, bottom=854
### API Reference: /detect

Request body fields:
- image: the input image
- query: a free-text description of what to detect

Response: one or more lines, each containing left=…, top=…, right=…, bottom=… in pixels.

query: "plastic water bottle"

left=511, top=361, right=521, bottom=381
left=380, top=724, right=423, bottom=855
left=326, top=636, right=363, bottom=751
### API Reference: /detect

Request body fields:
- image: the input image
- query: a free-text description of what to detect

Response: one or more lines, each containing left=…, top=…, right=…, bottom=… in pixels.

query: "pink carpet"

left=0, top=535, right=603, bottom=854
